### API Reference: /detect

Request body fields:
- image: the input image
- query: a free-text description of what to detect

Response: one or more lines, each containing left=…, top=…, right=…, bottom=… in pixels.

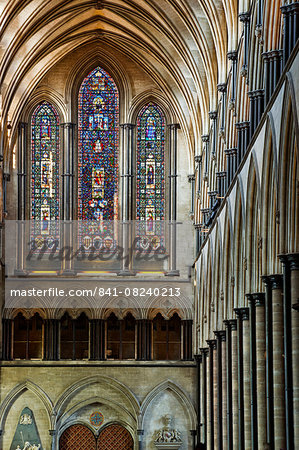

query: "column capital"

left=262, top=49, right=283, bottom=61
left=188, top=174, right=195, bottom=182
left=224, top=147, right=238, bottom=156
left=281, top=3, right=299, bottom=15
left=247, top=89, right=265, bottom=99
left=214, top=330, right=226, bottom=341
left=216, top=171, right=227, bottom=178
left=201, top=134, right=210, bottom=143
left=206, top=339, right=217, bottom=350
left=194, top=155, right=202, bottom=163
left=120, top=123, right=135, bottom=129
left=223, top=319, right=231, bottom=329
left=279, top=252, right=299, bottom=271
left=228, top=319, right=237, bottom=330
left=18, top=122, right=27, bottom=133
left=227, top=50, right=238, bottom=61
left=61, top=122, right=75, bottom=127
left=169, top=123, right=180, bottom=130
left=235, top=121, right=250, bottom=130
left=194, top=354, right=202, bottom=364
left=209, top=110, right=218, bottom=120
left=239, top=11, right=251, bottom=22
left=137, top=429, right=144, bottom=436
left=234, top=307, right=249, bottom=321
left=49, top=430, right=56, bottom=436
left=217, top=83, right=227, bottom=93
left=250, top=292, right=265, bottom=307
left=200, top=347, right=209, bottom=355
left=262, top=274, right=283, bottom=290
left=190, top=430, right=197, bottom=436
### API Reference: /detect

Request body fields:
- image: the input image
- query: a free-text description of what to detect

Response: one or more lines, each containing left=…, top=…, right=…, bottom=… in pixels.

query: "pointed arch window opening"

left=31, top=101, right=60, bottom=249
left=77, top=66, right=119, bottom=251
left=136, top=103, right=166, bottom=252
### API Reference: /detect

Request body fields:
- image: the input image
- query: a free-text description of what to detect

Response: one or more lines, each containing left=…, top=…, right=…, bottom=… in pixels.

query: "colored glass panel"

left=31, top=101, right=60, bottom=247
left=136, top=103, right=165, bottom=249
left=78, top=67, right=119, bottom=249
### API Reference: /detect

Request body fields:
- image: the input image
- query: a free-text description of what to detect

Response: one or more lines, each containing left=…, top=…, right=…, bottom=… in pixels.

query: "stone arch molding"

left=53, top=376, right=141, bottom=428
left=0, top=380, right=53, bottom=432
left=140, top=380, right=197, bottom=430
left=128, top=89, right=176, bottom=124
left=57, top=395, right=137, bottom=430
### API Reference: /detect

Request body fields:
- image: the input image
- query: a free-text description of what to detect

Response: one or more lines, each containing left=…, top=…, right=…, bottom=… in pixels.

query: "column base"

left=117, top=269, right=136, bottom=276
left=14, top=269, right=29, bottom=277
left=165, top=270, right=180, bottom=276
left=59, top=270, right=77, bottom=276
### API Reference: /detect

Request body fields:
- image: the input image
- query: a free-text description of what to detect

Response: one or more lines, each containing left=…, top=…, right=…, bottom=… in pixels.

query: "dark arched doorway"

left=59, top=424, right=96, bottom=449
left=97, top=424, right=133, bottom=449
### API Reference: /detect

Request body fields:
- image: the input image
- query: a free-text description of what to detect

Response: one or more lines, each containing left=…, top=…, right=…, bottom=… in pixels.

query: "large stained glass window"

left=78, top=66, right=119, bottom=250
left=31, top=101, right=60, bottom=245
left=136, top=103, right=165, bottom=250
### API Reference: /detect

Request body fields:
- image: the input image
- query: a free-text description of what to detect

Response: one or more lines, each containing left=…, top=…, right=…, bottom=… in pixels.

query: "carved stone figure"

left=19, top=414, right=32, bottom=425
left=154, top=415, right=182, bottom=448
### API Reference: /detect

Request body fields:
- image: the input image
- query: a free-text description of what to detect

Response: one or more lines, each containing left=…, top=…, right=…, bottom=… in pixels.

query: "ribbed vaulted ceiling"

left=0, top=0, right=240, bottom=166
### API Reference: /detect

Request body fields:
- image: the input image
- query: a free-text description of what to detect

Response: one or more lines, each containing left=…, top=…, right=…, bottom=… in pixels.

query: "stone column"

left=234, top=308, right=250, bottom=450
left=195, top=155, right=202, bottom=197
left=49, top=429, right=56, bottom=450
left=166, top=123, right=180, bottom=276
left=224, top=320, right=233, bottom=449
left=188, top=174, right=195, bottom=219
left=205, top=348, right=211, bottom=449
left=236, top=308, right=251, bottom=449
left=230, top=319, right=239, bottom=449
left=220, top=330, right=228, bottom=450
left=209, top=111, right=218, bottom=157
left=200, top=347, right=209, bottom=447
left=16, top=122, right=27, bottom=274
left=262, top=50, right=283, bottom=104
left=216, top=171, right=227, bottom=200
left=265, top=275, right=286, bottom=449
left=281, top=3, right=299, bottom=66
left=1, top=318, right=12, bottom=360
left=137, top=319, right=151, bottom=360
left=239, top=12, right=250, bottom=77
left=213, top=340, right=218, bottom=449
left=286, top=254, right=299, bottom=449
left=215, top=331, right=226, bottom=450
left=137, top=429, right=144, bottom=450
left=61, top=122, right=76, bottom=275
left=247, top=294, right=258, bottom=450
left=182, top=320, right=193, bottom=360
left=119, top=123, right=135, bottom=275
left=195, top=354, right=202, bottom=444
left=217, top=83, right=227, bottom=134
left=224, top=148, right=238, bottom=188
left=227, top=51, right=238, bottom=107
left=207, top=340, right=217, bottom=449
left=252, top=293, right=267, bottom=449
left=279, top=254, right=295, bottom=449
left=44, top=319, right=59, bottom=360
left=89, top=319, right=105, bottom=360
left=248, top=90, right=265, bottom=138
left=202, top=135, right=210, bottom=180
left=261, top=276, right=274, bottom=448
left=190, top=429, right=197, bottom=450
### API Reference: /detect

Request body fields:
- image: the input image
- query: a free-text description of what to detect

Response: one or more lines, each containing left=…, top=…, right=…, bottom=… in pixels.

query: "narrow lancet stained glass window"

left=78, top=67, right=119, bottom=250
left=136, top=103, right=165, bottom=250
left=31, top=101, right=60, bottom=246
